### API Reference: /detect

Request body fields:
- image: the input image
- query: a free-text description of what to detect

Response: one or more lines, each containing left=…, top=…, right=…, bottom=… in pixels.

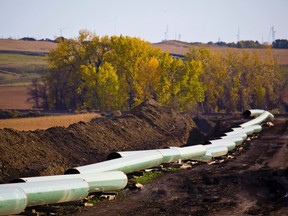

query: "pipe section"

left=195, top=152, right=213, bottom=162
left=240, top=111, right=274, bottom=127
left=205, top=145, right=229, bottom=157
left=1, top=179, right=89, bottom=207
left=12, top=171, right=127, bottom=193
left=65, top=151, right=164, bottom=174
left=108, top=148, right=181, bottom=163
left=223, top=131, right=248, bottom=140
left=206, top=139, right=236, bottom=151
left=0, top=187, right=27, bottom=215
left=157, top=149, right=181, bottom=163
left=242, top=109, right=265, bottom=117
left=107, top=150, right=149, bottom=160
left=220, top=136, right=244, bottom=146
left=232, top=125, right=262, bottom=134
left=170, top=145, right=206, bottom=161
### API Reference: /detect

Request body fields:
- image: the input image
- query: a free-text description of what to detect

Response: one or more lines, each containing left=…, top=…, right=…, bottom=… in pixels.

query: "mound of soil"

left=0, top=99, right=198, bottom=183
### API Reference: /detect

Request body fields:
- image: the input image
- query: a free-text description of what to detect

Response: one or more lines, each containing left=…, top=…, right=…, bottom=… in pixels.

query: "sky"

left=0, top=0, right=287, bottom=43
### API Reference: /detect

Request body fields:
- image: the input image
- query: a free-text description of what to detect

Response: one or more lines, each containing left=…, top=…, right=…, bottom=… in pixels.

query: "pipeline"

left=0, top=109, right=274, bottom=215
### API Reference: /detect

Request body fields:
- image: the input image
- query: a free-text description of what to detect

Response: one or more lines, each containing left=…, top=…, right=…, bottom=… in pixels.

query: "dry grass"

left=0, top=113, right=101, bottom=131
left=0, top=39, right=57, bottom=53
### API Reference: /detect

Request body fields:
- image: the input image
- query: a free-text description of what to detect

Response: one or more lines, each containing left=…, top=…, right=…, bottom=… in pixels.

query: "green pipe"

left=220, top=136, right=244, bottom=146
left=65, top=151, right=164, bottom=174
left=224, top=131, right=248, bottom=140
left=169, top=145, right=206, bottom=161
left=207, top=139, right=236, bottom=151
left=240, top=111, right=274, bottom=127
left=158, top=148, right=181, bottom=163
left=0, top=187, right=27, bottom=215
left=1, top=179, right=89, bottom=207
left=205, top=145, right=228, bottom=157
left=195, top=152, right=213, bottom=162
left=12, top=171, right=128, bottom=193
left=108, top=148, right=181, bottom=163
left=242, top=109, right=265, bottom=117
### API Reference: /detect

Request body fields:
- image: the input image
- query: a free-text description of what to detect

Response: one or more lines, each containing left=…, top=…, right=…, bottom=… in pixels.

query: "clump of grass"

left=131, top=170, right=163, bottom=185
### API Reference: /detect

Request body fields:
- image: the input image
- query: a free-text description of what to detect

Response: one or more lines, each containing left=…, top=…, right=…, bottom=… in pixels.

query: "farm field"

left=0, top=38, right=57, bottom=53
left=0, top=112, right=100, bottom=131
left=0, top=85, right=31, bottom=109
left=0, top=53, right=47, bottom=85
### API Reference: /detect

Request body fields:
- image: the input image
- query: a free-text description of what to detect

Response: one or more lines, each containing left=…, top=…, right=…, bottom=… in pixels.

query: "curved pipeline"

left=0, top=109, right=274, bottom=215
left=242, top=109, right=265, bottom=118
left=240, top=111, right=274, bottom=127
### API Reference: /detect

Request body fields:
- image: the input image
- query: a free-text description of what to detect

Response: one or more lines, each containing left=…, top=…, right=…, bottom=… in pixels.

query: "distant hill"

left=1, top=38, right=288, bottom=65
left=154, top=40, right=288, bottom=65
left=0, top=39, right=57, bottom=54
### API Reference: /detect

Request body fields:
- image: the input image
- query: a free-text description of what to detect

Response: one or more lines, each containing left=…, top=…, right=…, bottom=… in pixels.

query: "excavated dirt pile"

left=0, top=99, right=198, bottom=183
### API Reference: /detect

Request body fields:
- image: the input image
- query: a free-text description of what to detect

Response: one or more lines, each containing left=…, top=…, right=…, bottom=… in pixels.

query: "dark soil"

left=0, top=99, right=197, bottom=183
left=0, top=99, right=287, bottom=216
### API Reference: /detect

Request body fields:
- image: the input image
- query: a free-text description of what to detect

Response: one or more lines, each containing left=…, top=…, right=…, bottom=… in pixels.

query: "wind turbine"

left=164, top=25, right=168, bottom=41
left=58, top=27, right=66, bottom=37
left=236, top=26, right=240, bottom=43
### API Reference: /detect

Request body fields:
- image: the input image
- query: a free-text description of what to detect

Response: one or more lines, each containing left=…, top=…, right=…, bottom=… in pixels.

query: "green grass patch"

left=0, top=53, right=48, bottom=85
left=0, top=53, right=48, bottom=69
left=131, top=170, right=163, bottom=185
left=0, top=71, right=41, bottom=85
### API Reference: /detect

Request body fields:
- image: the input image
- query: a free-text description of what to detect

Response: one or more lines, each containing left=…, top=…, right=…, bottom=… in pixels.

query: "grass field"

left=0, top=53, right=47, bottom=85
left=0, top=53, right=47, bottom=69
left=0, top=112, right=100, bottom=131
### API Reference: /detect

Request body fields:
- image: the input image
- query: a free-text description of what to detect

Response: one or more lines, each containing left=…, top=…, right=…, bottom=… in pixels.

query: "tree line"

left=28, top=30, right=281, bottom=113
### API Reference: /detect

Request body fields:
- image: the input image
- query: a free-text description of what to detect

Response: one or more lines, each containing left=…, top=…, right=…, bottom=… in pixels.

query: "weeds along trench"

left=0, top=99, right=281, bottom=215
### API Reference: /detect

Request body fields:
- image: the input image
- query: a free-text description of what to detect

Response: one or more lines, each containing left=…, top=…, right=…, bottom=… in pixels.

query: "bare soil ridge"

left=0, top=99, right=197, bottom=183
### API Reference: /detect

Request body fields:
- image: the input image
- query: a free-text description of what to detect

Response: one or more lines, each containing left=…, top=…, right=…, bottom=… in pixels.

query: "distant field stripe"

left=0, top=113, right=100, bottom=131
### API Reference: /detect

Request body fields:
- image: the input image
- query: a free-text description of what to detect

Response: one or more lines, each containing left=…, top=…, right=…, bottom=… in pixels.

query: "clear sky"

left=0, top=0, right=287, bottom=43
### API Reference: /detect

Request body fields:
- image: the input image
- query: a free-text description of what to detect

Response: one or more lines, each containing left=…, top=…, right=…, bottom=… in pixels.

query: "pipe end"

left=10, top=178, right=26, bottom=183
left=106, top=152, right=122, bottom=160
left=242, top=110, right=252, bottom=118
left=64, top=168, right=80, bottom=175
